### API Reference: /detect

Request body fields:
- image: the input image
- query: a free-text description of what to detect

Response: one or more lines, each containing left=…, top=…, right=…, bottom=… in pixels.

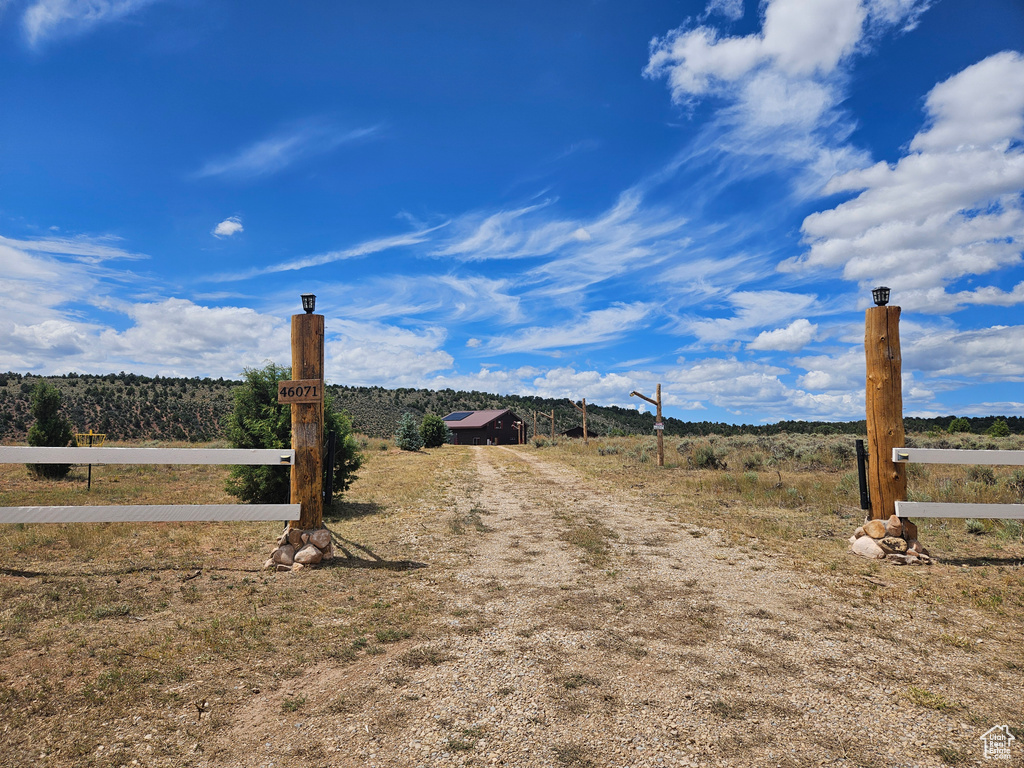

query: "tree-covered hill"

left=0, top=371, right=1019, bottom=443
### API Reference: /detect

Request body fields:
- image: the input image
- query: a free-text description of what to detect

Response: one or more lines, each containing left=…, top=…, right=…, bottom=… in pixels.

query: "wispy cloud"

left=22, top=0, right=159, bottom=47
left=685, top=290, right=818, bottom=343
left=206, top=226, right=444, bottom=282
left=484, top=302, right=655, bottom=354
left=193, top=121, right=379, bottom=181
left=0, top=233, right=148, bottom=263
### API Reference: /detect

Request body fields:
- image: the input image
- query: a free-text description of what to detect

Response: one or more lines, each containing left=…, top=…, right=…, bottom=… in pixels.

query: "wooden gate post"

left=865, top=288, right=906, bottom=520
left=630, top=384, right=664, bottom=466
left=290, top=302, right=324, bottom=530
left=570, top=398, right=589, bottom=445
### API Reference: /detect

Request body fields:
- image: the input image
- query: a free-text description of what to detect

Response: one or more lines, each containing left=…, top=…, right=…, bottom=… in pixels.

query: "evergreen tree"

left=948, top=417, right=972, bottom=433
left=987, top=418, right=1010, bottom=437
left=225, top=363, right=362, bottom=504
left=420, top=413, right=451, bottom=448
left=395, top=412, right=423, bottom=451
left=27, top=382, right=74, bottom=479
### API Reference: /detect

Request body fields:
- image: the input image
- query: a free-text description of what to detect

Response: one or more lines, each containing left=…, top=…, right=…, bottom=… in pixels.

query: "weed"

left=933, top=745, right=969, bottom=766
left=281, top=695, right=306, bottom=712
left=399, top=645, right=452, bottom=669
left=375, top=628, right=412, bottom=643
left=905, top=686, right=955, bottom=711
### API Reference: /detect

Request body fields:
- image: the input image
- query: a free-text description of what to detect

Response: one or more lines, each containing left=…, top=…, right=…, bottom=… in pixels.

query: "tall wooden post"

left=865, top=300, right=906, bottom=520
left=551, top=409, right=555, bottom=442
left=570, top=398, right=588, bottom=445
left=630, top=384, right=664, bottom=466
left=291, top=311, right=324, bottom=530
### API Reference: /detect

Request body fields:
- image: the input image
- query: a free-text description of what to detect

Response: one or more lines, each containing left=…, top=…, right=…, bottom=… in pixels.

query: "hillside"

left=0, top=371, right=1019, bottom=443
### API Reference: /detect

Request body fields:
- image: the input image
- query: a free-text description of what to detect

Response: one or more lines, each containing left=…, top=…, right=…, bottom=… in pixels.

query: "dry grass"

left=2, top=434, right=1023, bottom=766
left=527, top=433, right=1024, bottom=658
left=0, top=439, right=468, bottom=766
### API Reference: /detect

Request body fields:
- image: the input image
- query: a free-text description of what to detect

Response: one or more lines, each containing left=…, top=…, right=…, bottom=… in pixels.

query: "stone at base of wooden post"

left=264, top=526, right=334, bottom=572
left=849, top=515, right=933, bottom=565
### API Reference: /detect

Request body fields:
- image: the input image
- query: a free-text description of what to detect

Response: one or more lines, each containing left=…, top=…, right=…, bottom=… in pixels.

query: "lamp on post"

left=872, top=286, right=890, bottom=307
left=301, top=293, right=317, bottom=314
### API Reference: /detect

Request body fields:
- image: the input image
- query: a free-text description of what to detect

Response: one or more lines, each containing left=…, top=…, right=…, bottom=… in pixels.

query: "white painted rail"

left=892, top=448, right=1024, bottom=466
left=896, top=501, right=1024, bottom=519
left=892, top=446, right=1024, bottom=521
left=1, top=445, right=297, bottom=524
left=0, top=446, right=294, bottom=465
left=0, top=504, right=299, bottom=524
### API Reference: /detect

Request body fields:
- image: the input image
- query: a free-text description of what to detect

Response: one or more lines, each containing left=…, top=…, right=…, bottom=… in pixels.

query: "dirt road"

left=215, top=446, right=1021, bottom=767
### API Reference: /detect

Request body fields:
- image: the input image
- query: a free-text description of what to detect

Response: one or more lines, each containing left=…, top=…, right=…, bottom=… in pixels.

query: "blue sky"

left=2, top=0, right=1023, bottom=424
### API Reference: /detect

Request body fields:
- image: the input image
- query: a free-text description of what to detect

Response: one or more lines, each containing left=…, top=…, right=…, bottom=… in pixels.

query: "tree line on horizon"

left=0, top=371, right=1019, bottom=443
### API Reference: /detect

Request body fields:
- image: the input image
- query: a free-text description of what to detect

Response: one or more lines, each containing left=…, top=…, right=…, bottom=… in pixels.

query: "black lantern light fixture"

left=301, top=293, right=316, bottom=314
left=872, top=286, right=890, bottom=307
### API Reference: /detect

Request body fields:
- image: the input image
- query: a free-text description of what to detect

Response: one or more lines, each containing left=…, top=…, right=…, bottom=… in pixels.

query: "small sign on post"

left=277, top=379, right=323, bottom=404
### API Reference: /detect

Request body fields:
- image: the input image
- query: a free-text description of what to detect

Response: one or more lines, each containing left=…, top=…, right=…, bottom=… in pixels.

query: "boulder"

left=272, top=544, right=295, bottom=565
left=885, top=515, right=903, bottom=537
left=287, top=528, right=304, bottom=547
left=851, top=535, right=886, bottom=560
left=863, top=519, right=887, bottom=539
left=879, top=536, right=909, bottom=554
left=902, top=519, right=918, bottom=540
left=854, top=526, right=866, bottom=539
left=294, top=544, right=323, bottom=565
left=309, top=528, right=332, bottom=549
left=907, top=539, right=929, bottom=556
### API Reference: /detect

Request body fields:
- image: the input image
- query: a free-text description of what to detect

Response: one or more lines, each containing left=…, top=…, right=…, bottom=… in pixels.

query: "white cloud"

left=783, top=52, right=1024, bottom=308
left=0, top=233, right=147, bottom=263
left=325, top=320, right=453, bottom=387
left=703, top=0, right=744, bottom=22
left=905, top=325, right=1024, bottom=381
left=212, top=217, right=244, bottom=238
left=686, top=290, right=817, bottom=343
left=645, top=0, right=930, bottom=195
left=748, top=318, right=818, bottom=351
left=194, top=122, right=378, bottom=180
left=911, top=51, right=1024, bottom=152
left=99, top=299, right=290, bottom=374
left=22, top=0, right=158, bottom=46
left=485, top=302, right=654, bottom=354
left=207, top=227, right=441, bottom=282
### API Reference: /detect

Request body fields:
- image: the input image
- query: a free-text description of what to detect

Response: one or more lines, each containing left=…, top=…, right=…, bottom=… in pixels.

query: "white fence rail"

left=0, top=446, right=294, bottom=465
left=892, top=446, right=1024, bottom=520
left=1, top=445, right=297, bottom=524
left=892, top=448, right=1024, bottom=466
left=0, top=504, right=298, bottom=524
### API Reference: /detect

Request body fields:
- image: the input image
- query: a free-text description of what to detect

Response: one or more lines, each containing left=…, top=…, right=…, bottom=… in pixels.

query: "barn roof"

left=442, top=409, right=511, bottom=429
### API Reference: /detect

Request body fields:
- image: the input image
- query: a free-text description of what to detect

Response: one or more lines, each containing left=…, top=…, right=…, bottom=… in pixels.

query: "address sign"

left=277, top=379, right=323, bottom=404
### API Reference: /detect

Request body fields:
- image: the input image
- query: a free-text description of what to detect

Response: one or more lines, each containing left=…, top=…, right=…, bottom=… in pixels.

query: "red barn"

left=442, top=409, right=524, bottom=445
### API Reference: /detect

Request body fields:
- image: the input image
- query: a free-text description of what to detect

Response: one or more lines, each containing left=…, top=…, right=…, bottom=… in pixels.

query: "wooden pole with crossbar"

left=570, top=398, right=589, bottom=446
left=630, top=384, right=664, bottom=466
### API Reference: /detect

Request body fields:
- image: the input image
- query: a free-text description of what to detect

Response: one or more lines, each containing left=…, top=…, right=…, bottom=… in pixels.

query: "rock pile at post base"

left=849, top=515, right=932, bottom=565
left=264, top=526, right=333, bottom=572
